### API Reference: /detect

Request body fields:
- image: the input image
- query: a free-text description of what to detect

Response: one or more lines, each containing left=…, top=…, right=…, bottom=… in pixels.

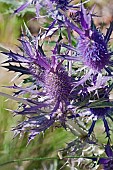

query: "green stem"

left=0, top=155, right=105, bottom=166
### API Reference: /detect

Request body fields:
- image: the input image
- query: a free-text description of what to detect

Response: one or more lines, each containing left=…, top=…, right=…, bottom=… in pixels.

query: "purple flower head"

left=77, top=30, right=110, bottom=72
left=44, top=64, right=72, bottom=103
left=2, top=34, right=74, bottom=141
left=99, top=145, right=113, bottom=170
left=59, top=3, right=113, bottom=90
left=64, top=3, right=113, bottom=72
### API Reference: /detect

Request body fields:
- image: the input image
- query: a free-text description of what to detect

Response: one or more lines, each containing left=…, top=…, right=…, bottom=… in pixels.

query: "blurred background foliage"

left=0, top=0, right=113, bottom=170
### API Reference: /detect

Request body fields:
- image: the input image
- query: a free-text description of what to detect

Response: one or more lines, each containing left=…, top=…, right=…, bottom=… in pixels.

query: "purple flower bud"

left=44, top=68, right=72, bottom=102
left=77, top=30, right=110, bottom=71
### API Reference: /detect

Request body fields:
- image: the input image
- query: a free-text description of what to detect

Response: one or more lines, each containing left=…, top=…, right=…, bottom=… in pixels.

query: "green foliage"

left=0, top=15, right=21, bottom=45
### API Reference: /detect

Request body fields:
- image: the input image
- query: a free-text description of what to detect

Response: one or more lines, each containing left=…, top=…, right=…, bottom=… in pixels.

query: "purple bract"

left=64, top=3, right=113, bottom=72
left=77, top=87, right=113, bottom=140
left=3, top=35, right=74, bottom=141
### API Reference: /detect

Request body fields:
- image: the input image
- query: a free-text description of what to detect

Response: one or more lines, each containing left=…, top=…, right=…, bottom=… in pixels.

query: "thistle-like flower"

left=60, top=3, right=113, bottom=87
left=66, top=4, right=113, bottom=71
left=2, top=34, right=74, bottom=141
left=76, top=5, right=112, bottom=72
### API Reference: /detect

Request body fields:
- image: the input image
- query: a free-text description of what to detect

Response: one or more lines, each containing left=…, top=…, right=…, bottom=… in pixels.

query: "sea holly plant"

left=1, top=0, right=113, bottom=169
left=2, top=34, right=76, bottom=142
left=75, top=86, right=113, bottom=140
left=59, top=3, right=113, bottom=88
